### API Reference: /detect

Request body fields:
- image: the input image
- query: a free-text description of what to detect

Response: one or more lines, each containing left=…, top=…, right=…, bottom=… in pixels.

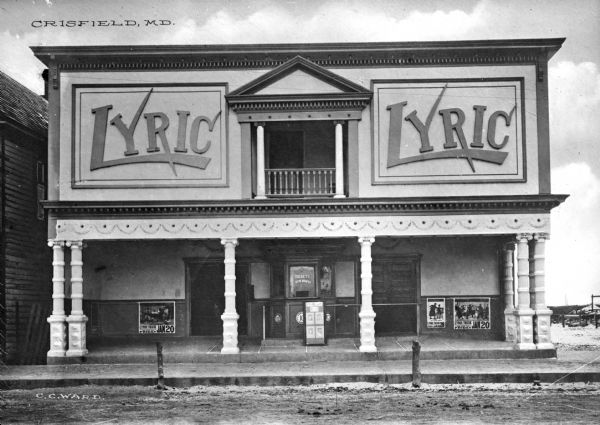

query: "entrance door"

left=189, top=262, right=247, bottom=336
left=372, top=258, right=419, bottom=335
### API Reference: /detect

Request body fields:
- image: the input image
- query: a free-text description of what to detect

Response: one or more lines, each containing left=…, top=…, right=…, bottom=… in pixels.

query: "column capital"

left=48, top=239, right=65, bottom=248
left=253, top=121, right=266, bottom=127
left=534, top=232, right=549, bottom=241
left=504, top=241, right=516, bottom=251
left=358, top=236, right=375, bottom=245
left=221, top=238, right=239, bottom=247
left=66, top=240, right=84, bottom=249
left=516, top=233, right=533, bottom=242
left=333, top=120, right=346, bottom=126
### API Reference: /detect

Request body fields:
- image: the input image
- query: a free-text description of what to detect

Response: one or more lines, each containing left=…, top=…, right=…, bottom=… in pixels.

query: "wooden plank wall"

left=1, top=130, right=50, bottom=364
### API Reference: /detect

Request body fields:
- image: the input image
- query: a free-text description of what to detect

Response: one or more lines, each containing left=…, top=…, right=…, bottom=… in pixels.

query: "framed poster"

left=427, top=298, right=446, bottom=328
left=139, top=301, right=176, bottom=334
left=453, top=298, right=491, bottom=330
left=288, top=264, right=316, bottom=298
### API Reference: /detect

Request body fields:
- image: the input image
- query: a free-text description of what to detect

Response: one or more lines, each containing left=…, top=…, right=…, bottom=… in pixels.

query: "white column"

left=221, top=238, right=239, bottom=354
left=47, top=240, right=67, bottom=357
left=255, top=122, right=266, bottom=199
left=514, top=233, right=536, bottom=350
left=334, top=121, right=345, bottom=198
left=66, top=241, right=88, bottom=357
left=532, top=233, right=553, bottom=349
left=358, top=236, right=376, bottom=352
left=503, top=242, right=517, bottom=342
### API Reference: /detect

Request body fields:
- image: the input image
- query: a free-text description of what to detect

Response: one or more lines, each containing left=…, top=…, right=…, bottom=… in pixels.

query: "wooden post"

left=358, top=236, right=376, bottom=352
left=156, top=342, right=165, bottom=390
left=412, top=340, right=421, bottom=388
left=221, top=238, right=240, bottom=354
left=255, top=123, right=266, bottom=199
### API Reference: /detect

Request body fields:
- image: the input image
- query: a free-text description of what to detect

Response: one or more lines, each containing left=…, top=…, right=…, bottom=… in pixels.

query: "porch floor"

left=77, top=335, right=556, bottom=364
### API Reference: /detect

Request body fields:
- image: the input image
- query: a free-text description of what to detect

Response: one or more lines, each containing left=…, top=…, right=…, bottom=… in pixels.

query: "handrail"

left=265, top=167, right=336, bottom=197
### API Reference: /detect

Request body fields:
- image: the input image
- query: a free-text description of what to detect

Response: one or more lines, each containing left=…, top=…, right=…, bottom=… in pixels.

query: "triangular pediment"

left=228, top=56, right=371, bottom=97
left=254, top=69, right=345, bottom=95
left=226, top=56, right=372, bottom=114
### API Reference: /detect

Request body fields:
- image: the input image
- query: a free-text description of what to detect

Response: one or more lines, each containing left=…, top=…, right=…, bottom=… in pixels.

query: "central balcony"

left=254, top=120, right=347, bottom=199
left=265, top=168, right=336, bottom=197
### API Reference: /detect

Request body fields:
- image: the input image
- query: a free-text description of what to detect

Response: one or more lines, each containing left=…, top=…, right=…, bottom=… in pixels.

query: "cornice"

left=43, top=195, right=568, bottom=218
left=226, top=97, right=372, bottom=113
left=31, top=38, right=565, bottom=71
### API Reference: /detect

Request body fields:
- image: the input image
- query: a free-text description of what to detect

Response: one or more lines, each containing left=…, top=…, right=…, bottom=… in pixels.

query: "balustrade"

left=264, top=168, right=336, bottom=197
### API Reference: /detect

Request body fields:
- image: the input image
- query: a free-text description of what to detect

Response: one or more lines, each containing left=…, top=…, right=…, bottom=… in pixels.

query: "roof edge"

left=31, top=38, right=566, bottom=64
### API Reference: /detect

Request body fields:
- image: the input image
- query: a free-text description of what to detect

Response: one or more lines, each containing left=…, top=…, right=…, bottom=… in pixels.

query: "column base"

left=221, top=312, right=240, bottom=355
left=47, top=314, right=67, bottom=357
left=514, top=342, right=537, bottom=350
left=254, top=195, right=267, bottom=200
left=503, top=307, right=517, bottom=342
left=534, top=309, right=554, bottom=349
left=333, top=194, right=346, bottom=199
left=66, top=315, right=88, bottom=357
left=514, top=308, right=535, bottom=348
left=358, top=345, right=377, bottom=353
left=359, top=309, right=377, bottom=353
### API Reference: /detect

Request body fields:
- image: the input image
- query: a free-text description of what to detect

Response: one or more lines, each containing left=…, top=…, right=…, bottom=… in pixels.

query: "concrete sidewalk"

left=2, top=350, right=599, bottom=389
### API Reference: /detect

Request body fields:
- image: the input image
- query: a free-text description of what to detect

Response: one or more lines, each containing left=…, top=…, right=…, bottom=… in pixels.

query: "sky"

left=0, top=0, right=599, bottom=305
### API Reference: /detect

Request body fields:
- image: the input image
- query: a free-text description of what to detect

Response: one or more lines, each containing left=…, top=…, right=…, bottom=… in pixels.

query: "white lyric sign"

left=372, top=79, right=525, bottom=184
left=72, top=84, right=228, bottom=188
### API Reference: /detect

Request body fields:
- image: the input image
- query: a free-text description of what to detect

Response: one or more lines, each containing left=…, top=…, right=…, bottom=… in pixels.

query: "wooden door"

left=189, top=262, right=248, bottom=336
left=371, top=259, right=419, bottom=335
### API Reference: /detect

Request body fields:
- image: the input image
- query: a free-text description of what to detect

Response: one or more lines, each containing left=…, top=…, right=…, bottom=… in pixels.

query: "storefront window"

left=288, top=264, right=316, bottom=298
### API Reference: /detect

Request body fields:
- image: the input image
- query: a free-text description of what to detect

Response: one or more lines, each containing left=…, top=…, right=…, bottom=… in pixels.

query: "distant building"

left=31, top=39, right=567, bottom=362
left=0, top=70, right=49, bottom=363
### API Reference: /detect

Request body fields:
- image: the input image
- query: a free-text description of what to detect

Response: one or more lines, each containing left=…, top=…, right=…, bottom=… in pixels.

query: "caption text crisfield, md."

left=31, top=19, right=173, bottom=28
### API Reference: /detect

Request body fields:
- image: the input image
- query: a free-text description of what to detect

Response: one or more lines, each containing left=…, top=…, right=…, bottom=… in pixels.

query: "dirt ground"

left=1, top=324, right=599, bottom=424
left=1, top=382, right=600, bottom=424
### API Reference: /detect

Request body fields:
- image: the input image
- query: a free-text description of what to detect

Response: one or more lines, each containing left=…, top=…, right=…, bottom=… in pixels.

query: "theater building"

left=32, top=38, right=566, bottom=361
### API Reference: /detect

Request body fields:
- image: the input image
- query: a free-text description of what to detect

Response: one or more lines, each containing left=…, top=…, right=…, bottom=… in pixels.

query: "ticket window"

left=288, top=264, right=317, bottom=298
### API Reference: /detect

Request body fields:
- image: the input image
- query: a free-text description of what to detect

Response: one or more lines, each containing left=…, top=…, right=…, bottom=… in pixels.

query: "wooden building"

left=0, top=70, right=50, bottom=363
left=31, top=39, right=567, bottom=362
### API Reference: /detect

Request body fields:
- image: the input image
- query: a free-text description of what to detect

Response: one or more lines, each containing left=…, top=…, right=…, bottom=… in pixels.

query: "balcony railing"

left=265, top=168, right=335, bottom=197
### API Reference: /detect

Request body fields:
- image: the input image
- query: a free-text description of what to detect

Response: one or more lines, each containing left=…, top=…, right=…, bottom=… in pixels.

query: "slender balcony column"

left=514, top=233, right=536, bottom=350
left=255, top=122, right=266, bottom=199
left=66, top=241, right=88, bottom=357
left=47, top=240, right=67, bottom=357
left=221, top=238, right=240, bottom=354
left=358, top=236, right=377, bottom=352
left=532, top=233, right=554, bottom=349
left=334, top=120, right=345, bottom=198
left=503, top=242, right=517, bottom=342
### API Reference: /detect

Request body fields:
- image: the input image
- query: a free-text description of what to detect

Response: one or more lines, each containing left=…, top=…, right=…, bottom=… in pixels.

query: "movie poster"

left=453, top=298, right=491, bottom=329
left=139, top=302, right=176, bottom=334
left=427, top=298, right=446, bottom=328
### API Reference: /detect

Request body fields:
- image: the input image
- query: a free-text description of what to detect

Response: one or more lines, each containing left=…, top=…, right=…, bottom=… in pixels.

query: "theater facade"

left=32, top=39, right=567, bottom=361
